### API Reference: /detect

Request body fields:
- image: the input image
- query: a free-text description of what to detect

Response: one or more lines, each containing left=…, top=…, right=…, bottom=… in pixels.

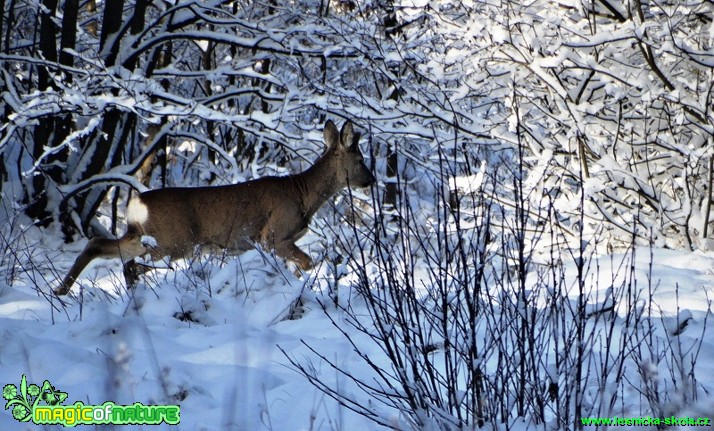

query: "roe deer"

left=55, top=120, right=375, bottom=295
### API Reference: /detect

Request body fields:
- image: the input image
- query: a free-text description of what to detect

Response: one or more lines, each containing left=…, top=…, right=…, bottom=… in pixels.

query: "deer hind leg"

left=56, top=237, right=122, bottom=295
left=275, top=241, right=313, bottom=272
left=56, top=234, right=147, bottom=296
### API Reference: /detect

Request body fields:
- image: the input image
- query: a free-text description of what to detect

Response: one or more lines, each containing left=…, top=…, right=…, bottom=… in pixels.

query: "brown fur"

left=56, top=120, right=375, bottom=295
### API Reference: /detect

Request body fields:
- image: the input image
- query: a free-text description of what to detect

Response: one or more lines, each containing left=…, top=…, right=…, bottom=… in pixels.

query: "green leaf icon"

left=19, top=375, right=28, bottom=401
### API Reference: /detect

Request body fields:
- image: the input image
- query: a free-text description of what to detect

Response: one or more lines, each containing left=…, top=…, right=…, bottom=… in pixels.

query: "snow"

left=1, top=218, right=713, bottom=430
left=0, top=239, right=380, bottom=430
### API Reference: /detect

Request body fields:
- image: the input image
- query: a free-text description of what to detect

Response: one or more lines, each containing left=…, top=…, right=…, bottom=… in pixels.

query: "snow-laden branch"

left=123, top=29, right=341, bottom=68
left=58, top=171, right=149, bottom=201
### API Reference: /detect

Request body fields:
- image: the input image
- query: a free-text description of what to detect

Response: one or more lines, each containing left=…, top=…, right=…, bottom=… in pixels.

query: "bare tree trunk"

left=67, top=0, right=132, bottom=233
left=59, top=0, right=79, bottom=73
left=0, top=0, right=5, bottom=57
left=75, top=112, right=136, bottom=232
left=99, top=0, right=123, bottom=66
left=703, top=150, right=714, bottom=239
left=20, top=0, right=81, bottom=232
left=25, top=0, right=60, bottom=226
left=0, top=0, right=7, bottom=188
left=202, top=38, right=218, bottom=172
left=148, top=44, right=172, bottom=188
left=53, top=0, right=81, bottom=237
left=381, top=0, right=400, bottom=209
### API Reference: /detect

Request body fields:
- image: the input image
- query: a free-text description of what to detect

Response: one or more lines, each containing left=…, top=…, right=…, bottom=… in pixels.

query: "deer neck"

left=294, top=150, right=344, bottom=217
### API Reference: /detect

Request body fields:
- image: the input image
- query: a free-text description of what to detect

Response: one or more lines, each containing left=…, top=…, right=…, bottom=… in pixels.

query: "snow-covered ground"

left=1, top=231, right=381, bottom=430
left=1, top=219, right=713, bottom=430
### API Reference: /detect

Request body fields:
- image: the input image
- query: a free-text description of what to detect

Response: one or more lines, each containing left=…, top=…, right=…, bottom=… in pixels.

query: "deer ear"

left=340, top=121, right=354, bottom=148
left=324, top=120, right=339, bottom=148
left=351, top=131, right=362, bottom=149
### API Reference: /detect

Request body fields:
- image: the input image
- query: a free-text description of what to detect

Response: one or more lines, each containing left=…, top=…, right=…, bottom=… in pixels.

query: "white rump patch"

left=127, top=198, right=149, bottom=225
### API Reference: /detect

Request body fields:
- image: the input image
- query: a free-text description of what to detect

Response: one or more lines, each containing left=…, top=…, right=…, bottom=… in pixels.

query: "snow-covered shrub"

left=286, top=135, right=711, bottom=430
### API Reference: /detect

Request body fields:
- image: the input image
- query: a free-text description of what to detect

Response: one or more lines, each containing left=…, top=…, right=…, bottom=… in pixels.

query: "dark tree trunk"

left=0, top=0, right=14, bottom=190
left=75, top=111, right=137, bottom=233
left=25, top=0, right=60, bottom=226
left=99, top=0, right=124, bottom=66
left=59, top=0, right=79, bottom=72
left=381, top=0, right=400, bottom=209
left=67, top=0, right=132, bottom=234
